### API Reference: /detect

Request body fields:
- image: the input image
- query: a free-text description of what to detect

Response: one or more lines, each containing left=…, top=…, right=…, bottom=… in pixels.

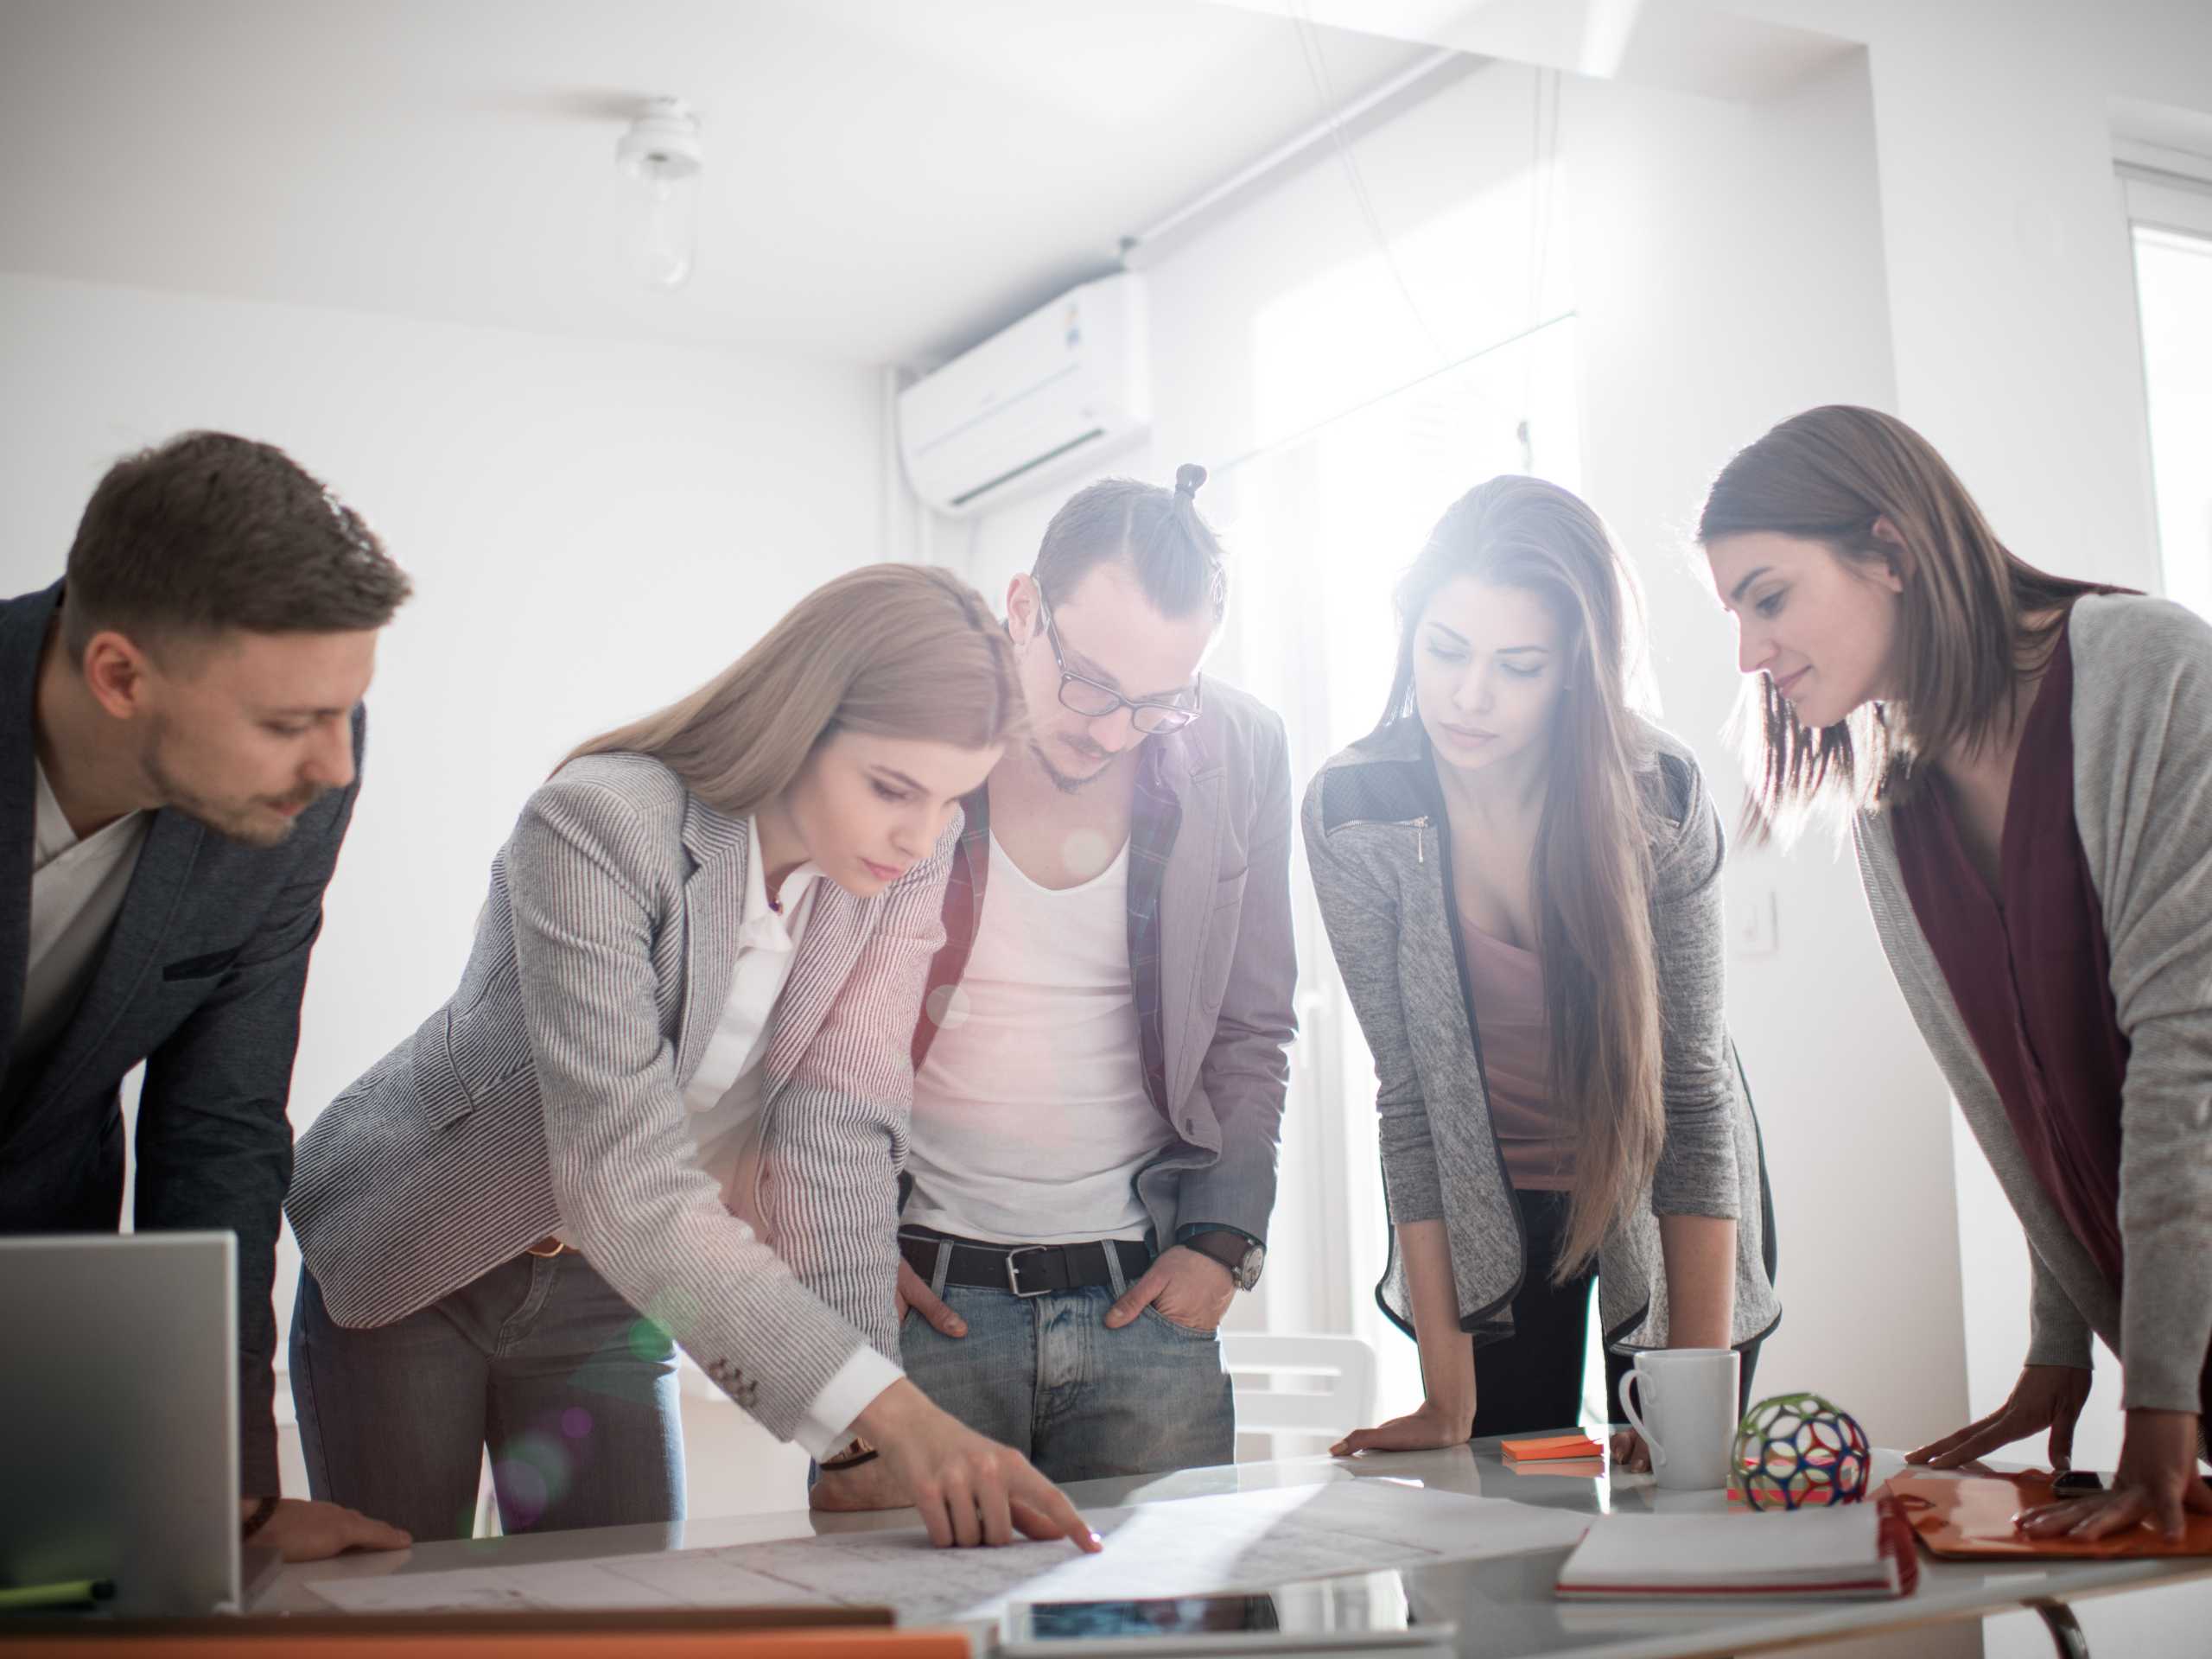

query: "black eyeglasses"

left=1032, top=588, right=1203, bottom=735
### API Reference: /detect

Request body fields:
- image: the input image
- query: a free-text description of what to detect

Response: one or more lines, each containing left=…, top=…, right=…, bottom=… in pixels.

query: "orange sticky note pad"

left=1510, top=1455, right=1607, bottom=1478
left=1503, top=1433, right=1605, bottom=1461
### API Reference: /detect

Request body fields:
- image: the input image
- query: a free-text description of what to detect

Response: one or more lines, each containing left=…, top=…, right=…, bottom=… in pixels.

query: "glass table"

left=257, top=1439, right=2212, bottom=1655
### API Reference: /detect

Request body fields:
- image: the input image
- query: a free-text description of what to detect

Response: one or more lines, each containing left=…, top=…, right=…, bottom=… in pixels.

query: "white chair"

left=1221, top=1332, right=1377, bottom=1452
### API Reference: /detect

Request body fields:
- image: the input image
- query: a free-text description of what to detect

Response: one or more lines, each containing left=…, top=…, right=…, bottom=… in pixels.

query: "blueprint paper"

left=308, top=1479, right=1590, bottom=1624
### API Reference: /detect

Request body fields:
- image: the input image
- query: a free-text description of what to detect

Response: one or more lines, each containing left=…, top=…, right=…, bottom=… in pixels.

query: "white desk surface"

left=256, top=1440, right=2212, bottom=1656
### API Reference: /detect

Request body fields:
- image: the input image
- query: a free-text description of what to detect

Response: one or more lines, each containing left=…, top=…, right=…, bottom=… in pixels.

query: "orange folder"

left=1885, top=1470, right=2212, bottom=1560
left=0, top=1610, right=966, bottom=1659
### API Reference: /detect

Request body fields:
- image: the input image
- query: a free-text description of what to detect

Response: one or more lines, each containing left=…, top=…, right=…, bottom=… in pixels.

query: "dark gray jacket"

left=0, top=579, right=364, bottom=1493
left=1302, top=715, right=1778, bottom=1355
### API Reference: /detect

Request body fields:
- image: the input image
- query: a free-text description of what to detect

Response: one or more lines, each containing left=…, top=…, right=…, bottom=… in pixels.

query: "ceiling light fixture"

left=616, top=97, right=702, bottom=289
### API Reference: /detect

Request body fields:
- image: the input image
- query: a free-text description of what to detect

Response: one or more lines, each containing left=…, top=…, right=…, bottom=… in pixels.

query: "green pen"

left=0, top=1579, right=115, bottom=1611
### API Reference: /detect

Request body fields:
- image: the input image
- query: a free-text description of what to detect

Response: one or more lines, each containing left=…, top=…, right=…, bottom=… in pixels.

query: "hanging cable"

left=1518, top=64, right=1565, bottom=469
left=1289, top=2, right=1452, bottom=366
left=1528, top=67, right=1561, bottom=329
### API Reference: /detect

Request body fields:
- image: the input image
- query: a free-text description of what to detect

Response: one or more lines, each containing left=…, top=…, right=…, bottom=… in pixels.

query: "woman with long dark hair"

left=1306, top=475, right=1778, bottom=1455
left=288, top=563, right=1097, bottom=1552
left=1702, top=404, right=2212, bottom=1542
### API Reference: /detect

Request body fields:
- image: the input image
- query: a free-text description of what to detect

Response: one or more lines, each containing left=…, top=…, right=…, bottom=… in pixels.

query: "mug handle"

left=1621, top=1372, right=1668, bottom=1469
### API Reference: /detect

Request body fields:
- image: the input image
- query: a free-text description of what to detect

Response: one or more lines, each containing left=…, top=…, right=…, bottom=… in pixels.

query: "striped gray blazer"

left=288, top=753, right=951, bottom=1443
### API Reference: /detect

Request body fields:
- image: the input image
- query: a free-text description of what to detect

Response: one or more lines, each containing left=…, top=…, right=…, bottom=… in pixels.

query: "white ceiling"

left=0, top=0, right=1429, bottom=365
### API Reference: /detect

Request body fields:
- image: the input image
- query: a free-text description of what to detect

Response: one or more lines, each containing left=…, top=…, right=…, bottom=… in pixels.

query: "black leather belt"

left=899, top=1228, right=1154, bottom=1298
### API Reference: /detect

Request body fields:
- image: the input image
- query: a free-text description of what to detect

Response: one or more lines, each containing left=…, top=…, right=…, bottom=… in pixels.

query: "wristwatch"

left=241, top=1494, right=280, bottom=1541
left=1185, top=1230, right=1266, bottom=1292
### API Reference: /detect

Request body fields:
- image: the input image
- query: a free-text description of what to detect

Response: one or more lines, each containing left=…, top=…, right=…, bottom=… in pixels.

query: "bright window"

left=2128, top=174, right=2212, bottom=619
left=1217, top=150, right=1585, bottom=1421
left=1229, top=327, right=1581, bottom=1420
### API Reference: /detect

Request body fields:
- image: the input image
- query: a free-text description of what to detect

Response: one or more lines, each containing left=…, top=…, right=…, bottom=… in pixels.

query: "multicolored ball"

left=1732, top=1392, right=1872, bottom=1510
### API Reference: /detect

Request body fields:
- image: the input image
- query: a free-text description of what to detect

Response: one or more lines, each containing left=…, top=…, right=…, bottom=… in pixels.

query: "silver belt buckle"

left=1004, top=1244, right=1052, bottom=1297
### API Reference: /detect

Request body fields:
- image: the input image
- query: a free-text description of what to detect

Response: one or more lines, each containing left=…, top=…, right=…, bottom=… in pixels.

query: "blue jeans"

left=899, top=1281, right=1234, bottom=1484
left=291, top=1253, right=683, bottom=1542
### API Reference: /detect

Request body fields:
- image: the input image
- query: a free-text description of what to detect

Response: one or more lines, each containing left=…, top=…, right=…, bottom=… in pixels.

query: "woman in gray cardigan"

left=1703, top=404, right=2212, bottom=1543
left=287, top=564, right=1096, bottom=1554
left=1306, top=476, right=1778, bottom=1460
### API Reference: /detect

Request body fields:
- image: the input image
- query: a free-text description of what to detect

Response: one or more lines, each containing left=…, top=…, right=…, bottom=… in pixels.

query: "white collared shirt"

left=681, top=815, right=823, bottom=1200
left=16, top=760, right=149, bottom=1060
left=681, top=817, right=898, bottom=1458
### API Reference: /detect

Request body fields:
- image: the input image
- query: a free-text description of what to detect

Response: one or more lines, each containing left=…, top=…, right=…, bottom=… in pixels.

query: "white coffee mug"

left=1618, top=1347, right=1740, bottom=1491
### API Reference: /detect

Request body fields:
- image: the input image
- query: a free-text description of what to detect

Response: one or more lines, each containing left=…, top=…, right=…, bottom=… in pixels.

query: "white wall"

left=1725, top=0, right=2206, bottom=600
left=0, top=268, right=885, bottom=1520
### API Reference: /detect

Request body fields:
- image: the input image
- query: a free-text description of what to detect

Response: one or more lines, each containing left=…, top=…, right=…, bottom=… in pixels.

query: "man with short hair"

left=814, top=467, right=1297, bottom=1497
left=1, top=431, right=414, bottom=1560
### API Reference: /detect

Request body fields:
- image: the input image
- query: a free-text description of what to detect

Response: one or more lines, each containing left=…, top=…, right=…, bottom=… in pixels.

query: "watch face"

left=1234, top=1244, right=1265, bottom=1290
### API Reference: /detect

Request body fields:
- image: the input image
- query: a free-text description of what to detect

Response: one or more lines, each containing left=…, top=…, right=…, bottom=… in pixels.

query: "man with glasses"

left=811, top=467, right=1296, bottom=1495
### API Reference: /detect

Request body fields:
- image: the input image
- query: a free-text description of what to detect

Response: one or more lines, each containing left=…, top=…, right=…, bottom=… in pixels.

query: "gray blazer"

left=1302, top=715, right=1779, bottom=1354
left=289, top=753, right=952, bottom=1442
left=1855, top=593, right=2212, bottom=1414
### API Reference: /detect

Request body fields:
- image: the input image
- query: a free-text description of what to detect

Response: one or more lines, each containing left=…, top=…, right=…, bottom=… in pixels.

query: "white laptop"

left=0, top=1232, right=268, bottom=1616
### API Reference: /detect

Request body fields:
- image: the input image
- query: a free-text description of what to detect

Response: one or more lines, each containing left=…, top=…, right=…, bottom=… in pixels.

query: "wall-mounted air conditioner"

left=898, top=272, right=1149, bottom=518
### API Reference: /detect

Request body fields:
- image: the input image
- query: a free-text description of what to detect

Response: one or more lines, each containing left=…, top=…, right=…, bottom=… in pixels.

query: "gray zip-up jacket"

left=1855, top=594, right=2212, bottom=1414
left=1302, top=715, right=1779, bottom=1355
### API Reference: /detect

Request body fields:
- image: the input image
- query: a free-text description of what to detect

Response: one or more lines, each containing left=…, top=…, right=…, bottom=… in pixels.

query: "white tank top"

left=904, top=832, right=1173, bottom=1244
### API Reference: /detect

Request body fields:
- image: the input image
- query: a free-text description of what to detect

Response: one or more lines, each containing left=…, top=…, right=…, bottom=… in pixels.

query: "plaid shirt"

left=910, top=739, right=1185, bottom=1131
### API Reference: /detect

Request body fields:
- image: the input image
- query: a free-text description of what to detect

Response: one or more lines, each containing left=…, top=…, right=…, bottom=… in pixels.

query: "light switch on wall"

left=1731, top=884, right=1779, bottom=957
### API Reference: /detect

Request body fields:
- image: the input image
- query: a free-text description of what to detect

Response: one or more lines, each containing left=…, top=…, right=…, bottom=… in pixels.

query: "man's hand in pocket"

left=1103, top=1245, right=1232, bottom=1332
left=897, top=1258, right=967, bottom=1337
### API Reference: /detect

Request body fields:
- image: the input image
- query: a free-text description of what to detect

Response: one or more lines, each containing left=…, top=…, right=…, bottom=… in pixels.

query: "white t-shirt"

left=904, top=832, right=1173, bottom=1244
left=16, top=760, right=149, bottom=1060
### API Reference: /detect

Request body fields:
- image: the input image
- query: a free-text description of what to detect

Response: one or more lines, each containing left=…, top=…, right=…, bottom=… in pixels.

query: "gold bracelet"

left=820, top=1436, right=879, bottom=1472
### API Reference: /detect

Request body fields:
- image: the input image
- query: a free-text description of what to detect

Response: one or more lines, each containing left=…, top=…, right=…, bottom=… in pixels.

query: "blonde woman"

left=287, top=564, right=1097, bottom=1552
